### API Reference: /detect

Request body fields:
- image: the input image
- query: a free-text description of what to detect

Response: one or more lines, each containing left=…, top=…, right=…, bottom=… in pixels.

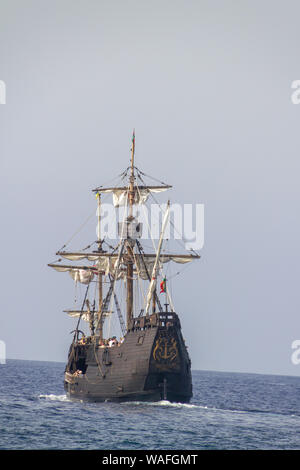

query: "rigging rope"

left=135, top=182, right=157, bottom=252
left=105, top=189, right=129, bottom=336
left=137, top=172, right=200, bottom=257
left=58, top=170, right=128, bottom=252
left=134, top=166, right=170, bottom=187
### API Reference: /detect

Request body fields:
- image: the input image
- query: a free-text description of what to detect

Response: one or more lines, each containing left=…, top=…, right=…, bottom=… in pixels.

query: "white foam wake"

left=121, top=400, right=201, bottom=409
left=38, top=394, right=70, bottom=402
left=121, top=400, right=248, bottom=414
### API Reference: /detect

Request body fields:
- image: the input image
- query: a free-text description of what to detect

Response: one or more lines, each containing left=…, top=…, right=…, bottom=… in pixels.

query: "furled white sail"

left=58, top=253, right=100, bottom=262
left=69, top=269, right=94, bottom=284
left=50, top=251, right=197, bottom=284
left=48, top=264, right=95, bottom=284
left=97, top=186, right=169, bottom=207
left=64, top=310, right=110, bottom=321
left=65, top=311, right=91, bottom=321
left=57, top=252, right=197, bottom=264
left=134, top=255, right=195, bottom=280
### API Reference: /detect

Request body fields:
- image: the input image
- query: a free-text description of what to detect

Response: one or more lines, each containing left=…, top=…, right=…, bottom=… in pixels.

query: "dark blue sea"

left=1, top=359, right=300, bottom=450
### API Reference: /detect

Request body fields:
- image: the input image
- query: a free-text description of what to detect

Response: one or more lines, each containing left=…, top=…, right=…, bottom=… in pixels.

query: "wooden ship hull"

left=64, top=312, right=192, bottom=402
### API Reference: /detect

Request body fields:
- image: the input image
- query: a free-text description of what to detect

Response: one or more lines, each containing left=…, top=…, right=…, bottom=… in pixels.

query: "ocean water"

left=0, top=359, right=300, bottom=450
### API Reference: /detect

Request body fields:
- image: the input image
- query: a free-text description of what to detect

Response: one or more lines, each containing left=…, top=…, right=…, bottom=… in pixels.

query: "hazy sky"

left=1, top=0, right=300, bottom=376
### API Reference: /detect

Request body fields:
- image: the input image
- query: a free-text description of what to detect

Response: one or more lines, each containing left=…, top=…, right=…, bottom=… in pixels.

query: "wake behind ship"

left=48, top=132, right=200, bottom=402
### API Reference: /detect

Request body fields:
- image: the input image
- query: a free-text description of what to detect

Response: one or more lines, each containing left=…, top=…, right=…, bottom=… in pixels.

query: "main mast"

left=126, top=130, right=135, bottom=330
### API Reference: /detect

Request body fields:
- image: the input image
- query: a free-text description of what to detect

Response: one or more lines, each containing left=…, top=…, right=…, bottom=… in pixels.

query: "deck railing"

left=131, top=311, right=179, bottom=330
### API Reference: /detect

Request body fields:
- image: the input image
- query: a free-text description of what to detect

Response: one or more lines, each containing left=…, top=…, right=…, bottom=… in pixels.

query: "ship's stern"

left=144, top=312, right=193, bottom=403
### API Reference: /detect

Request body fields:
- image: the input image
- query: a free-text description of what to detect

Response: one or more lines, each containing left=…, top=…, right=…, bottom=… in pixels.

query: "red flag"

left=160, top=278, right=166, bottom=294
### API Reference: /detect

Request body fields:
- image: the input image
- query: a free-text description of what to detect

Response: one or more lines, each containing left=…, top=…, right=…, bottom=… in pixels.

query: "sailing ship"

left=48, top=132, right=200, bottom=402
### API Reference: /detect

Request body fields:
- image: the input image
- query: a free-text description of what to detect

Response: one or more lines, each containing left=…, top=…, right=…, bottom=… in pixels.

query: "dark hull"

left=64, top=312, right=192, bottom=403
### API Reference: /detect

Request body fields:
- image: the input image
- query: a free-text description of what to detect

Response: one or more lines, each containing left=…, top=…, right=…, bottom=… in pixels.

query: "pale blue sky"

left=1, top=0, right=300, bottom=375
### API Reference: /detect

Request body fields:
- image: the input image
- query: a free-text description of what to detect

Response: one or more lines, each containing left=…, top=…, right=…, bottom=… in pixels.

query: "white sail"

left=48, top=264, right=96, bottom=284
left=57, top=252, right=197, bottom=264
left=96, top=186, right=170, bottom=207
left=68, top=269, right=94, bottom=284
left=48, top=261, right=125, bottom=281
left=64, top=310, right=110, bottom=321
left=58, top=253, right=101, bottom=262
